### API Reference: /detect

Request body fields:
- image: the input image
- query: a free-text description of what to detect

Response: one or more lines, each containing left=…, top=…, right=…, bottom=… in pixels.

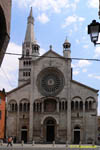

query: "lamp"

left=88, top=0, right=100, bottom=45
left=88, top=20, right=100, bottom=45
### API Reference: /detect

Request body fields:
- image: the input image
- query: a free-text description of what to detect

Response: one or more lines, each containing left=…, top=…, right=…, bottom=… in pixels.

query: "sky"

left=1, top=0, right=100, bottom=114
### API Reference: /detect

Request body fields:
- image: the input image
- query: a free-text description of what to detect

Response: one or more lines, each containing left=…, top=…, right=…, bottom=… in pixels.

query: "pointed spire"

left=29, top=7, right=32, bottom=17
left=28, top=7, right=34, bottom=24
left=24, top=7, right=35, bottom=43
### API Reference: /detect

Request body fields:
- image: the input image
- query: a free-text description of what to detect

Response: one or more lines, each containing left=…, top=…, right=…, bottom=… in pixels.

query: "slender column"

left=67, top=59, right=71, bottom=143
left=41, top=125, right=43, bottom=138
left=83, top=102, right=86, bottom=143
left=17, top=102, right=20, bottom=142
left=29, top=101, right=33, bottom=142
left=42, top=102, right=44, bottom=112
left=78, top=101, right=80, bottom=111
left=61, top=102, right=62, bottom=111
left=67, top=100, right=71, bottom=143
left=57, top=101, right=59, bottom=112
left=22, top=103, right=24, bottom=112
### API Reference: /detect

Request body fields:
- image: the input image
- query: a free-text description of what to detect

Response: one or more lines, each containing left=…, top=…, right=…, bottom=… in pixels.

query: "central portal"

left=45, top=119, right=55, bottom=142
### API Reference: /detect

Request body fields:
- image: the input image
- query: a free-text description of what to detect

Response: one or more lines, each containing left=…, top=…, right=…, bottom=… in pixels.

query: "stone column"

left=42, top=102, right=44, bottom=112
left=67, top=59, right=71, bottom=143
left=29, top=101, right=33, bottom=142
left=83, top=102, right=86, bottom=143
left=17, top=102, right=20, bottom=142
left=57, top=101, right=59, bottom=112
left=67, top=99, right=71, bottom=143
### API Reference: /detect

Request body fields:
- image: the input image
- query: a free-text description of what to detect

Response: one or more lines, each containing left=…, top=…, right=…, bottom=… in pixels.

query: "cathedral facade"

left=6, top=8, right=98, bottom=144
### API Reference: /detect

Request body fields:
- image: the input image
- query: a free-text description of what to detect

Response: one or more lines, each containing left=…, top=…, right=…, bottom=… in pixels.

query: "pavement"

left=0, top=144, right=100, bottom=150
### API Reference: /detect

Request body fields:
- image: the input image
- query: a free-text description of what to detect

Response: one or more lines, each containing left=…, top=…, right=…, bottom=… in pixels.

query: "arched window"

left=20, top=103, right=22, bottom=112
left=80, top=101, right=83, bottom=110
left=24, top=103, right=27, bottom=112
left=8, top=100, right=17, bottom=112
left=85, top=101, right=88, bottom=111
left=12, top=104, right=14, bottom=111
left=59, top=102, right=61, bottom=111
left=15, top=103, right=17, bottom=111
left=71, top=101, right=74, bottom=110
left=89, top=101, right=92, bottom=110
left=62, top=101, right=64, bottom=110
left=75, top=101, right=78, bottom=110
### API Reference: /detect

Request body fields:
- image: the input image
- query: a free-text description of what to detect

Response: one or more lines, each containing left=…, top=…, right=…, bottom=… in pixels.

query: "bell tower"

left=18, top=7, right=40, bottom=86
left=63, top=38, right=71, bottom=58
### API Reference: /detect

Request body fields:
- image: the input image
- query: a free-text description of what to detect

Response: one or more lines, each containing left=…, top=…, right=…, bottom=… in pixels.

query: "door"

left=46, top=119, right=55, bottom=143
left=74, top=130, right=80, bottom=144
left=74, top=126, right=80, bottom=144
left=21, top=126, right=27, bottom=143
left=47, top=125, right=55, bottom=142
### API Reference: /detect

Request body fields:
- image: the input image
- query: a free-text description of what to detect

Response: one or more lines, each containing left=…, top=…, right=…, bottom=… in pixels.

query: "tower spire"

left=24, top=7, right=35, bottom=43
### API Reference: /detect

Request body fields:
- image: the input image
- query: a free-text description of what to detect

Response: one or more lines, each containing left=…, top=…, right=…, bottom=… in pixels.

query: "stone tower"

left=18, top=7, right=40, bottom=86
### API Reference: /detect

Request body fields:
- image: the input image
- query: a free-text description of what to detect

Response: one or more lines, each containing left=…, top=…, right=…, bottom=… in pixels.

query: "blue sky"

left=0, top=0, right=100, bottom=114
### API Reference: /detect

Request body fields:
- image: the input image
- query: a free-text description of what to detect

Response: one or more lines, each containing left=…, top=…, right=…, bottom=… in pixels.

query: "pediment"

left=35, top=50, right=65, bottom=62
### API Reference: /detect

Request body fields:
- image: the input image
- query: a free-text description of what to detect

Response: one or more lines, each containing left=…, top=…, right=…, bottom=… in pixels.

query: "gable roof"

left=33, top=49, right=71, bottom=62
left=7, top=81, right=30, bottom=95
left=71, top=80, right=99, bottom=93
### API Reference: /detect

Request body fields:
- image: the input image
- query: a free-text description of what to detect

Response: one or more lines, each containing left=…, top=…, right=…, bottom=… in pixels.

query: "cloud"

left=94, top=47, right=100, bottom=58
left=87, top=0, right=98, bottom=8
left=0, top=42, right=21, bottom=91
left=76, top=39, right=80, bottom=44
left=40, top=48, right=46, bottom=55
left=88, top=74, right=100, bottom=80
left=83, top=45, right=89, bottom=49
left=73, top=70, right=80, bottom=75
left=37, top=13, right=50, bottom=24
left=82, top=69, right=87, bottom=73
left=62, top=15, right=85, bottom=27
left=13, top=0, right=80, bottom=13
left=77, top=60, right=91, bottom=68
left=73, top=60, right=91, bottom=68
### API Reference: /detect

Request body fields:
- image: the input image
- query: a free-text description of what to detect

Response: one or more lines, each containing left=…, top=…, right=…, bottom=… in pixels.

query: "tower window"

left=23, top=72, right=30, bottom=77
left=23, top=72, right=25, bottom=76
left=23, top=61, right=31, bottom=66
left=26, top=49, right=29, bottom=56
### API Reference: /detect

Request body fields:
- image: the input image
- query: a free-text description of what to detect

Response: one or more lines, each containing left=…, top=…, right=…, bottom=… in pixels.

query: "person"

left=7, top=136, right=12, bottom=147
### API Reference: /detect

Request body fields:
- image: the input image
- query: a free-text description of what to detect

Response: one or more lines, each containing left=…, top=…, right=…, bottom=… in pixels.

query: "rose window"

left=37, top=68, right=64, bottom=96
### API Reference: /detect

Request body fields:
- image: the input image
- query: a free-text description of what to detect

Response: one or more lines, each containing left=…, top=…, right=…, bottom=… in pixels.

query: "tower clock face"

left=37, top=67, right=65, bottom=96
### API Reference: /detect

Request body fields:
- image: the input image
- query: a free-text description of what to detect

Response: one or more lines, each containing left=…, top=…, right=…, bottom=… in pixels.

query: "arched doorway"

left=44, top=117, right=56, bottom=143
left=74, top=126, right=80, bottom=144
left=21, top=126, right=27, bottom=143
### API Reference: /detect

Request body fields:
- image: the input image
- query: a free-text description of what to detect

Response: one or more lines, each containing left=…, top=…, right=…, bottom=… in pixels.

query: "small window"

left=26, top=49, right=29, bottom=56
left=23, top=72, right=25, bottom=76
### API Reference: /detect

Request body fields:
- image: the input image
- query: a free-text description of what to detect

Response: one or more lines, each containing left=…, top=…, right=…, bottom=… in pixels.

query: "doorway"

left=46, top=119, right=55, bottom=142
left=74, top=126, right=80, bottom=144
left=21, top=126, right=27, bottom=143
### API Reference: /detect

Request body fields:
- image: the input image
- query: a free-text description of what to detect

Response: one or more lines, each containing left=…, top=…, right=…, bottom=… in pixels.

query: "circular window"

left=37, top=68, right=65, bottom=96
